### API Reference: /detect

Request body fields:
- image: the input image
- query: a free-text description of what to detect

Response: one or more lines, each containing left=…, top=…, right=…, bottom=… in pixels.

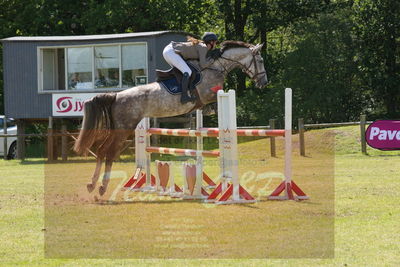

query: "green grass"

left=0, top=126, right=399, bottom=266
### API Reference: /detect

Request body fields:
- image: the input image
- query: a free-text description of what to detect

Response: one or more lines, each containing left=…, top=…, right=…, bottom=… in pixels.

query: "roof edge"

left=1, top=30, right=196, bottom=42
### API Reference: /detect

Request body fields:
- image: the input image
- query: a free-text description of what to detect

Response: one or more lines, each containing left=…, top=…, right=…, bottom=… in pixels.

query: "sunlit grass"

left=0, top=126, right=399, bottom=265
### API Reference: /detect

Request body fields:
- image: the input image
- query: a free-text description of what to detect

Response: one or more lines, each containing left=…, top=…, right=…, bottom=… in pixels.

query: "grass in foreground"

left=0, top=126, right=399, bottom=266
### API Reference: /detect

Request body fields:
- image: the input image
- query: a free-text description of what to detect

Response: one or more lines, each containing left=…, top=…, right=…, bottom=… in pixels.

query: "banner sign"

left=365, top=120, right=400, bottom=150
left=52, top=93, right=97, bottom=117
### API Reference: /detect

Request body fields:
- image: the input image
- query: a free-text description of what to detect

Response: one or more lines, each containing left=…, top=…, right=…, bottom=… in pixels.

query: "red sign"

left=52, top=93, right=97, bottom=117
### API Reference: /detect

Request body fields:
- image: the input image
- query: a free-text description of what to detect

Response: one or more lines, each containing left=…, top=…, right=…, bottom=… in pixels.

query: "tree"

left=353, top=0, right=400, bottom=118
left=2, top=0, right=395, bottom=124
left=215, top=0, right=330, bottom=95
left=80, top=0, right=217, bottom=34
left=283, top=8, right=365, bottom=122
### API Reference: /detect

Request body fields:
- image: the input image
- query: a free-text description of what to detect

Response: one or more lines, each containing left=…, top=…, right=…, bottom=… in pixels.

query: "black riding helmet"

left=202, top=32, right=218, bottom=43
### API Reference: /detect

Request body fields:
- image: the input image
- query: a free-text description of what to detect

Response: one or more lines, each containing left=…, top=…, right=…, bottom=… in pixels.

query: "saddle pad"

left=159, top=63, right=202, bottom=95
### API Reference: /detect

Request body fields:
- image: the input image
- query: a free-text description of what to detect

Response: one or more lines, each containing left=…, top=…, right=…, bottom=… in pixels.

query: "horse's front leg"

left=87, top=157, right=103, bottom=193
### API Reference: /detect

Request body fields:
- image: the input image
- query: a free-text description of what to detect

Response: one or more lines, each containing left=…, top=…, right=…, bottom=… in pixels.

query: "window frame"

left=37, top=41, right=148, bottom=93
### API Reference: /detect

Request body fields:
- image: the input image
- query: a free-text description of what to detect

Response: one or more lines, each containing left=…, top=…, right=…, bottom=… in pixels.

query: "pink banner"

left=365, top=120, right=400, bottom=150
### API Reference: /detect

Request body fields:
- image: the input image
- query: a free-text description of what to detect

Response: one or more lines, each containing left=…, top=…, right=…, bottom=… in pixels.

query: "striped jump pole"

left=147, top=127, right=285, bottom=137
left=147, top=127, right=219, bottom=137
left=145, top=146, right=220, bottom=158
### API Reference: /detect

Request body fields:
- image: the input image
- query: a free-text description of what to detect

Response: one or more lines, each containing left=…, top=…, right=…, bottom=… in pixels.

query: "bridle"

left=212, top=52, right=266, bottom=81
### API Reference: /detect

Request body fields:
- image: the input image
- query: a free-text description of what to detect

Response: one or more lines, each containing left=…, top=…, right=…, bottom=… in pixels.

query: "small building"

left=1, top=31, right=191, bottom=120
left=1, top=31, right=194, bottom=159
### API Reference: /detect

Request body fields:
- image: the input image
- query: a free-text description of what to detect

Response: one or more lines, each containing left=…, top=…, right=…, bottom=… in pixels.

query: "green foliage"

left=353, top=0, right=400, bottom=118
left=0, top=0, right=399, bottom=122
left=80, top=0, right=219, bottom=34
left=283, top=10, right=366, bottom=122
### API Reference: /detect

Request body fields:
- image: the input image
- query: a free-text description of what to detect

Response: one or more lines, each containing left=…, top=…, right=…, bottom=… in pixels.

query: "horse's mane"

left=220, top=41, right=253, bottom=53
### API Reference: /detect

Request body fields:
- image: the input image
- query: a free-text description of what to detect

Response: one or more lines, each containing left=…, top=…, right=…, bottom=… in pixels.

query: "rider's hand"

left=207, top=49, right=222, bottom=59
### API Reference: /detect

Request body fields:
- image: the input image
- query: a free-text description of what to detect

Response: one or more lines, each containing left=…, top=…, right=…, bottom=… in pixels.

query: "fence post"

left=269, top=119, right=276, bottom=157
left=298, top=118, right=305, bottom=156
left=61, top=122, right=68, bottom=161
left=360, top=114, right=367, bottom=155
left=3, top=116, right=7, bottom=160
left=16, top=120, right=25, bottom=160
left=47, top=117, right=54, bottom=161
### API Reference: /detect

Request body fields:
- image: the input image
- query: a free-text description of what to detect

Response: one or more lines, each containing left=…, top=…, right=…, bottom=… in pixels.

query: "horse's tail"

left=73, top=93, right=117, bottom=155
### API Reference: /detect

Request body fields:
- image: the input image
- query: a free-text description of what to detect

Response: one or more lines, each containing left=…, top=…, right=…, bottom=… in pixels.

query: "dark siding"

left=147, top=36, right=157, bottom=83
left=3, top=42, right=49, bottom=119
left=2, top=32, right=188, bottom=119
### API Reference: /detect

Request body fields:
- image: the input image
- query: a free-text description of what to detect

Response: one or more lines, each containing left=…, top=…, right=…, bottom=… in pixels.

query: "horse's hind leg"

left=87, top=134, right=112, bottom=194
left=87, top=156, right=104, bottom=193
left=99, top=130, right=131, bottom=196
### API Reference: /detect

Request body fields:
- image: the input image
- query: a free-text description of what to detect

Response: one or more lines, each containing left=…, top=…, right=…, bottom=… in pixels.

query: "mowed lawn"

left=0, top=126, right=399, bottom=266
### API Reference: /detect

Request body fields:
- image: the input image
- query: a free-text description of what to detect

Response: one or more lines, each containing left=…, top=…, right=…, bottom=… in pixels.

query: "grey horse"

left=74, top=41, right=268, bottom=196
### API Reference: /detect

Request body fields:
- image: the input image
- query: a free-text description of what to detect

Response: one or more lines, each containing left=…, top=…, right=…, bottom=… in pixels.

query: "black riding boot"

left=180, top=72, right=195, bottom=104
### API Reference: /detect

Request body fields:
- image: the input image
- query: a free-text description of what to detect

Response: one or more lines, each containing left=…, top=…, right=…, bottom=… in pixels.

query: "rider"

left=163, top=32, right=219, bottom=104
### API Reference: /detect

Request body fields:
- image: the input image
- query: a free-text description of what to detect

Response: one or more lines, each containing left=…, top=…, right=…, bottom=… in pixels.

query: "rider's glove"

left=207, top=49, right=222, bottom=59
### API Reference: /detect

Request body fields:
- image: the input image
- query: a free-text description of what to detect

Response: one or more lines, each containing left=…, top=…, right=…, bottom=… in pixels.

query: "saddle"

left=156, top=67, right=183, bottom=82
left=156, top=62, right=202, bottom=94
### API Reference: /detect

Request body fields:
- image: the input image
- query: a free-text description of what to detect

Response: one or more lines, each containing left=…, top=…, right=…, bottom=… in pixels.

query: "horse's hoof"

left=99, top=186, right=106, bottom=196
left=87, top=183, right=95, bottom=193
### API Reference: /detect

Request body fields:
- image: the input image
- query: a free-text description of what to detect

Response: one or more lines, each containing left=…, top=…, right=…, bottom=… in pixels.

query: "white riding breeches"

left=163, top=43, right=192, bottom=76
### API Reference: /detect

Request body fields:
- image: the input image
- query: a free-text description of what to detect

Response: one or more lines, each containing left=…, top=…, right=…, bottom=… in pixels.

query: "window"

left=67, top=47, right=93, bottom=90
left=38, top=42, right=147, bottom=92
left=122, top=44, right=147, bottom=87
left=95, top=46, right=120, bottom=88
left=40, top=48, right=65, bottom=91
left=42, top=49, right=56, bottom=90
left=0, top=118, right=16, bottom=128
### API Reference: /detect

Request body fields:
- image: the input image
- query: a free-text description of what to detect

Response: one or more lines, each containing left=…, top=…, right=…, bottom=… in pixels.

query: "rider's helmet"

left=202, top=32, right=218, bottom=43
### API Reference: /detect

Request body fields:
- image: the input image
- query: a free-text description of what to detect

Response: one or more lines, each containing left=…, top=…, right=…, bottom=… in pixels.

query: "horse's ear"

left=251, top=43, right=263, bottom=54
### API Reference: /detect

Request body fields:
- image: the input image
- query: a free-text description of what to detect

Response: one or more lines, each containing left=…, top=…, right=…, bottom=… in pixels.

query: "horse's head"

left=248, top=44, right=268, bottom=88
left=220, top=41, right=268, bottom=88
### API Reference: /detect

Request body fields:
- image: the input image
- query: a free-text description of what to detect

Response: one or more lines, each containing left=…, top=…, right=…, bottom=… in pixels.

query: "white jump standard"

left=268, top=88, right=309, bottom=200
left=204, top=90, right=256, bottom=204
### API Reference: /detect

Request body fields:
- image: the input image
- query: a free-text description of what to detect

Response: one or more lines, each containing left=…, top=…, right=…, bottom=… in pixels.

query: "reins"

left=219, top=54, right=266, bottom=80
left=203, top=51, right=266, bottom=82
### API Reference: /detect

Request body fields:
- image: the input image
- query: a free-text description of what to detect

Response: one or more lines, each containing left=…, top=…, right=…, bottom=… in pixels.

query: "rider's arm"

left=197, top=45, right=215, bottom=69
